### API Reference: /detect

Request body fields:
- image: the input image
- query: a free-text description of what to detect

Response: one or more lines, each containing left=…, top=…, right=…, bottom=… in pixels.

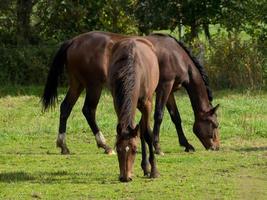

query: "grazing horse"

left=108, top=38, right=159, bottom=182
left=42, top=31, right=220, bottom=155
left=147, top=34, right=220, bottom=154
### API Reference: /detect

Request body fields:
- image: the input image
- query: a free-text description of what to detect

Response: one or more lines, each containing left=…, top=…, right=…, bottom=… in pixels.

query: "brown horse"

left=108, top=38, right=159, bottom=182
left=42, top=31, right=220, bottom=155
left=147, top=34, right=220, bottom=154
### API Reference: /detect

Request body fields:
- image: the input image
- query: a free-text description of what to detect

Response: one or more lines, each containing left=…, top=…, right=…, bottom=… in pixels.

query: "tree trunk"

left=190, top=20, right=198, bottom=40
left=203, top=23, right=211, bottom=41
left=178, top=22, right=182, bottom=40
left=16, top=0, right=33, bottom=44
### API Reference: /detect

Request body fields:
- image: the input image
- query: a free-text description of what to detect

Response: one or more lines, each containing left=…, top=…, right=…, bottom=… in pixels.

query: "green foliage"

left=204, top=34, right=266, bottom=89
left=99, top=0, right=138, bottom=34
left=134, top=0, right=172, bottom=34
left=0, top=0, right=266, bottom=89
left=220, top=0, right=267, bottom=34
left=31, top=0, right=139, bottom=41
left=0, top=44, right=55, bottom=85
left=34, top=0, right=106, bottom=41
left=0, top=0, right=17, bottom=44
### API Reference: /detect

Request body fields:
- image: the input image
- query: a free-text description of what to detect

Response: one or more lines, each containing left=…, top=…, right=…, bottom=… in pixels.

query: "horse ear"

left=212, top=104, right=220, bottom=114
left=203, top=104, right=220, bottom=119
left=208, top=104, right=220, bottom=115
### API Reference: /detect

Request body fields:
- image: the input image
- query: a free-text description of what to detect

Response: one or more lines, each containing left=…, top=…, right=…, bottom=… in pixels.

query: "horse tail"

left=41, top=40, right=73, bottom=110
left=114, top=41, right=136, bottom=128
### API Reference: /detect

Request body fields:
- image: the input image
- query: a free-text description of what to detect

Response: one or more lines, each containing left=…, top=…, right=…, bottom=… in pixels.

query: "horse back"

left=134, top=39, right=159, bottom=97
left=109, top=38, right=159, bottom=100
left=66, top=31, right=126, bottom=86
left=145, top=35, right=190, bottom=88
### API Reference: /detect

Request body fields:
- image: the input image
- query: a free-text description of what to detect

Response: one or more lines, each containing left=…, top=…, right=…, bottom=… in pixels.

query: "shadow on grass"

left=233, top=146, right=267, bottom=152
left=0, top=171, right=35, bottom=182
left=0, top=170, right=119, bottom=184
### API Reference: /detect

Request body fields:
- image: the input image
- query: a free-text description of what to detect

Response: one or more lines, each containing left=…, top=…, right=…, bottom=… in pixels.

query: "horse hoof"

left=155, top=149, right=165, bottom=156
left=61, top=148, right=70, bottom=155
left=144, top=172, right=150, bottom=177
left=154, top=143, right=164, bottom=155
left=143, top=169, right=150, bottom=177
left=105, top=147, right=116, bottom=155
left=150, top=171, right=160, bottom=179
left=185, top=144, right=195, bottom=152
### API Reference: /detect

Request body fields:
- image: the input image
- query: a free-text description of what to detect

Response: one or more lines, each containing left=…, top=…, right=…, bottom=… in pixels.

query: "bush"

left=0, top=44, right=56, bottom=85
left=203, top=34, right=266, bottom=89
left=0, top=34, right=266, bottom=89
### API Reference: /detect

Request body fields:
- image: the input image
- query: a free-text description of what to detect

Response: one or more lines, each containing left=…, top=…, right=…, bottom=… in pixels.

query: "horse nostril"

left=210, top=145, right=219, bottom=151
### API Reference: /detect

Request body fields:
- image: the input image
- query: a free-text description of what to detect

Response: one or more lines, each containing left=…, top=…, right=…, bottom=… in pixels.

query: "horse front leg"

left=139, top=120, right=150, bottom=176
left=166, top=93, right=195, bottom=152
left=83, top=86, right=114, bottom=155
left=153, top=81, right=174, bottom=155
left=140, top=100, right=159, bottom=178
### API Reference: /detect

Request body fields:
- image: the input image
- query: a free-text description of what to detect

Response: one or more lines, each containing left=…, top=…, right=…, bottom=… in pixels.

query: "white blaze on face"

left=125, top=146, right=129, bottom=152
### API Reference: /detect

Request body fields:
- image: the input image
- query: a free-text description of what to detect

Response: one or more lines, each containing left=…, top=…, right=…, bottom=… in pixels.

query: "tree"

left=99, top=0, right=138, bottom=34
left=16, top=0, right=36, bottom=44
left=135, top=0, right=172, bottom=34
left=0, top=0, right=16, bottom=44
left=135, top=0, right=222, bottom=40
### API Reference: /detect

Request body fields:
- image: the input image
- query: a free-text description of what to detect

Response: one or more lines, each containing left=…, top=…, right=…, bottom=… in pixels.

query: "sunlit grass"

left=0, top=87, right=266, bottom=199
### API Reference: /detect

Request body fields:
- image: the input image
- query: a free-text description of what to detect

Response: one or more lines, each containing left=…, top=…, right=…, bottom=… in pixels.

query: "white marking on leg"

left=109, top=150, right=116, bottom=155
left=95, top=131, right=106, bottom=146
left=57, top=133, right=66, bottom=144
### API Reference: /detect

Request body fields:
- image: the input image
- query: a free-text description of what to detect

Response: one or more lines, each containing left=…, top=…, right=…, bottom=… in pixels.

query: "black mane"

left=151, top=33, right=213, bottom=102
left=112, top=41, right=136, bottom=129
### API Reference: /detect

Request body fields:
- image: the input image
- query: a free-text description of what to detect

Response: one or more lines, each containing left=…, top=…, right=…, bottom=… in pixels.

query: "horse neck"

left=116, top=42, right=137, bottom=131
left=119, top=106, right=136, bottom=131
left=185, top=66, right=212, bottom=119
left=118, top=85, right=137, bottom=131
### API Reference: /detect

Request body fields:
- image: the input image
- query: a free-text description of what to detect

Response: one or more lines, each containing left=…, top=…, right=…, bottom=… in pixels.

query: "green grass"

left=0, top=87, right=267, bottom=199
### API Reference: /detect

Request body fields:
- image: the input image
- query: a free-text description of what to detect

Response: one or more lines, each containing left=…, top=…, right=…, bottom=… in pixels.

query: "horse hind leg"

left=153, top=81, right=174, bottom=155
left=82, top=86, right=114, bottom=155
left=139, top=119, right=150, bottom=176
left=57, top=84, right=83, bottom=154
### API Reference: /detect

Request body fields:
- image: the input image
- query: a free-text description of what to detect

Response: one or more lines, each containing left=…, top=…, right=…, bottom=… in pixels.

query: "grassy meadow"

left=0, top=86, right=266, bottom=199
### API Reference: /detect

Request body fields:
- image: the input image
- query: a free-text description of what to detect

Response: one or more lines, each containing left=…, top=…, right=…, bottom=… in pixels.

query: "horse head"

left=116, top=124, right=139, bottom=182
